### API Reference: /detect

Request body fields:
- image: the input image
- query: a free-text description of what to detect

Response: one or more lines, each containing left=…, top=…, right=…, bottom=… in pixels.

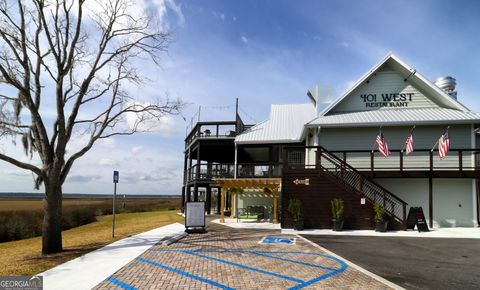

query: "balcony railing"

left=237, top=163, right=282, bottom=178
left=185, top=121, right=238, bottom=147
left=283, top=146, right=480, bottom=175
left=185, top=162, right=282, bottom=182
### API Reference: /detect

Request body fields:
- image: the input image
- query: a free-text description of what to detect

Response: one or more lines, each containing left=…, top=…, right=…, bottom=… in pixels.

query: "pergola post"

left=220, top=187, right=226, bottom=223
left=230, top=191, right=235, bottom=218
left=273, top=187, right=278, bottom=224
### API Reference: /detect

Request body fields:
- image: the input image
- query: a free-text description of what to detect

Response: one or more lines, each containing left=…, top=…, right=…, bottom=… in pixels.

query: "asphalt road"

left=302, top=235, right=480, bottom=290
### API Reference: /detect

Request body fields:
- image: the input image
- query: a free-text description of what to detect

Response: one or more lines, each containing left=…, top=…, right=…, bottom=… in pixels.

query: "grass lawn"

left=0, top=210, right=182, bottom=276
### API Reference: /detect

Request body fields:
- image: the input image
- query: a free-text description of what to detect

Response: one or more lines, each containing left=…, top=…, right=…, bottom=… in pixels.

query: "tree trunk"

left=42, top=182, right=63, bottom=255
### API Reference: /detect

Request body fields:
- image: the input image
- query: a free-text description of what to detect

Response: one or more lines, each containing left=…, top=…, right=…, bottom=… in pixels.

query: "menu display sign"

left=185, top=202, right=206, bottom=228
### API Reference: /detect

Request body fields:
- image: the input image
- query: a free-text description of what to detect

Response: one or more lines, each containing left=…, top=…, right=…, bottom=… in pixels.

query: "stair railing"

left=316, top=146, right=408, bottom=226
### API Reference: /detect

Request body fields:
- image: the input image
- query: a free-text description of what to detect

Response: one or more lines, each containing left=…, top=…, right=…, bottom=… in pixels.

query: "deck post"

left=216, top=187, right=221, bottom=214
left=206, top=186, right=211, bottom=215
left=429, top=176, right=433, bottom=228
left=181, top=186, right=185, bottom=213
left=186, top=185, right=191, bottom=202
left=220, top=187, right=225, bottom=223
left=273, top=187, right=278, bottom=224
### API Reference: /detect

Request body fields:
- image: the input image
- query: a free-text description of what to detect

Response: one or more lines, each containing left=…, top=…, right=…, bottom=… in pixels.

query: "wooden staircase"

left=315, top=146, right=408, bottom=228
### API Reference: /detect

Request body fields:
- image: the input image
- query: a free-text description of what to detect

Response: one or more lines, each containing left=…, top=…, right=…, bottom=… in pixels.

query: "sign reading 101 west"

left=361, top=93, right=415, bottom=108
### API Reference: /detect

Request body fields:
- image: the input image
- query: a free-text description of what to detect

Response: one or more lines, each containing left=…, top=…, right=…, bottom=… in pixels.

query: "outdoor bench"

left=237, top=206, right=265, bottom=221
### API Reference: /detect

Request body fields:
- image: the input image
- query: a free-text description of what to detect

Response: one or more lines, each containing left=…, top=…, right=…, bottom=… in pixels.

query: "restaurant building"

left=182, top=53, right=480, bottom=229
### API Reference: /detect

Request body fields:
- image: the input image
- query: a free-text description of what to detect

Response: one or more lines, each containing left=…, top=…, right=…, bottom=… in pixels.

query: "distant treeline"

left=0, top=192, right=181, bottom=199
left=0, top=198, right=180, bottom=243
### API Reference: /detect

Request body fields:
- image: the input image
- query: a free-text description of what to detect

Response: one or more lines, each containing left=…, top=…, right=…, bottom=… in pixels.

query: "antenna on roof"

left=236, top=97, right=239, bottom=117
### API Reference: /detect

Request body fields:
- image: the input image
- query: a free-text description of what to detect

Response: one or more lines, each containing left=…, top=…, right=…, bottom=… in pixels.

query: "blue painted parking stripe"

left=288, top=256, right=348, bottom=290
left=184, top=250, right=305, bottom=284
left=154, top=249, right=343, bottom=271
left=152, top=249, right=349, bottom=288
left=248, top=251, right=337, bottom=271
left=107, top=277, right=137, bottom=290
left=136, top=257, right=234, bottom=290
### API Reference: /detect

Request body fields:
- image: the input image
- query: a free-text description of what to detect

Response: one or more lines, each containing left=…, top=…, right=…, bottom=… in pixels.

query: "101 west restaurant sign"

left=361, top=93, right=414, bottom=108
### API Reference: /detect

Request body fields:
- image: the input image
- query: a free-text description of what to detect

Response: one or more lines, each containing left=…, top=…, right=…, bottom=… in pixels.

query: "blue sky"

left=1, top=0, right=479, bottom=195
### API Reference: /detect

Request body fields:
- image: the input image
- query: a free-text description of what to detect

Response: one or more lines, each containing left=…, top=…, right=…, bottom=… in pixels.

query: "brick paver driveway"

left=94, top=221, right=394, bottom=289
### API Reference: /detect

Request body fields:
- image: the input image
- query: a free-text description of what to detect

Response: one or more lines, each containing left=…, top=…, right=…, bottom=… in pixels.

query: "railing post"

left=370, top=151, right=374, bottom=174
left=429, top=150, right=433, bottom=171
left=403, top=204, right=407, bottom=228
left=400, top=151, right=403, bottom=172
left=382, top=191, right=386, bottom=209
left=459, top=150, right=463, bottom=172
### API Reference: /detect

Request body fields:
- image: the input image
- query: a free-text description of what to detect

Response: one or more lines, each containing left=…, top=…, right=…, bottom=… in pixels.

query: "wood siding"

left=331, top=70, right=440, bottom=113
left=317, top=125, right=474, bottom=170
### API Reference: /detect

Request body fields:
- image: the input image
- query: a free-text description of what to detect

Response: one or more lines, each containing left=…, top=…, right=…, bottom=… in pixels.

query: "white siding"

left=375, top=178, right=475, bottom=227
left=319, top=125, right=473, bottom=170
left=331, top=70, right=440, bottom=113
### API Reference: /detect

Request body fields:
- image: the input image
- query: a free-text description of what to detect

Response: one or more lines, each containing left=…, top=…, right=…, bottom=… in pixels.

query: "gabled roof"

left=307, top=107, right=480, bottom=128
left=235, top=103, right=316, bottom=144
left=318, top=53, right=469, bottom=117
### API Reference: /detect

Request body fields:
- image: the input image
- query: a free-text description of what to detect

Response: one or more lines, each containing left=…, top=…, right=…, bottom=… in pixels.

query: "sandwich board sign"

left=406, top=207, right=429, bottom=232
left=185, top=202, right=206, bottom=233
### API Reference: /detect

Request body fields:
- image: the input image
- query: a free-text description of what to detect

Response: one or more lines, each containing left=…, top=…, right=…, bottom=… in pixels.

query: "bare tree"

left=0, top=0, right=184, bottom=254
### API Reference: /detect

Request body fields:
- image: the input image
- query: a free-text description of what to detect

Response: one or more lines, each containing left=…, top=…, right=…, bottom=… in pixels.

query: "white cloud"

left=98, top=158, right=119, bottom=166
left=131, top=146, right=143, bottom=153
left=240, top=36, right=248, bottom=44
left=164, top=0, right=185, bottom=26
left=99, top=138, right=117, bottom=149
left=125, top=106, right=176, bottom=135
left=220, top=13, right=225, bottom=21
left=339, top=41, right=350, bottom=47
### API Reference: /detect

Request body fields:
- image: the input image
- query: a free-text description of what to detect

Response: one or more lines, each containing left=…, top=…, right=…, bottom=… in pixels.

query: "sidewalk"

left=40, top=222, right=185, bottom=290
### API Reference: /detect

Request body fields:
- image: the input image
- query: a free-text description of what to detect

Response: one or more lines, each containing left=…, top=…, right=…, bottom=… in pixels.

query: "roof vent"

left=434, top=76, right=457, bottom=100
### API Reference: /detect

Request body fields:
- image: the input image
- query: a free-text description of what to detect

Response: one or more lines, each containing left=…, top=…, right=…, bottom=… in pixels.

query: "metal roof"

left=235, top=104, right=316, bottom=144
left=306, top=108, right=480, bottom=128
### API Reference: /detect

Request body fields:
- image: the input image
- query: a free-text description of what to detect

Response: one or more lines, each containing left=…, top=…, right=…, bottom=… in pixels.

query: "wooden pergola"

left=214, top=178, right=282, bottom=224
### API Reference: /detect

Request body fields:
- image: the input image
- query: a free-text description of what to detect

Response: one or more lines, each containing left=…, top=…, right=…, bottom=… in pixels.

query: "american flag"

left=438, top=130, right=450, bottom=160
left=405, top=135, right=414, bottom=155
left=376, top=132, right=390, bottom=158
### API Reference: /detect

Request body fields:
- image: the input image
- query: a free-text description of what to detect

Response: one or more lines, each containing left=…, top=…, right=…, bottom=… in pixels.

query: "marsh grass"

left=0, top=198, right=180, bottom=242
left=0, top=210, right=182, bottom=276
